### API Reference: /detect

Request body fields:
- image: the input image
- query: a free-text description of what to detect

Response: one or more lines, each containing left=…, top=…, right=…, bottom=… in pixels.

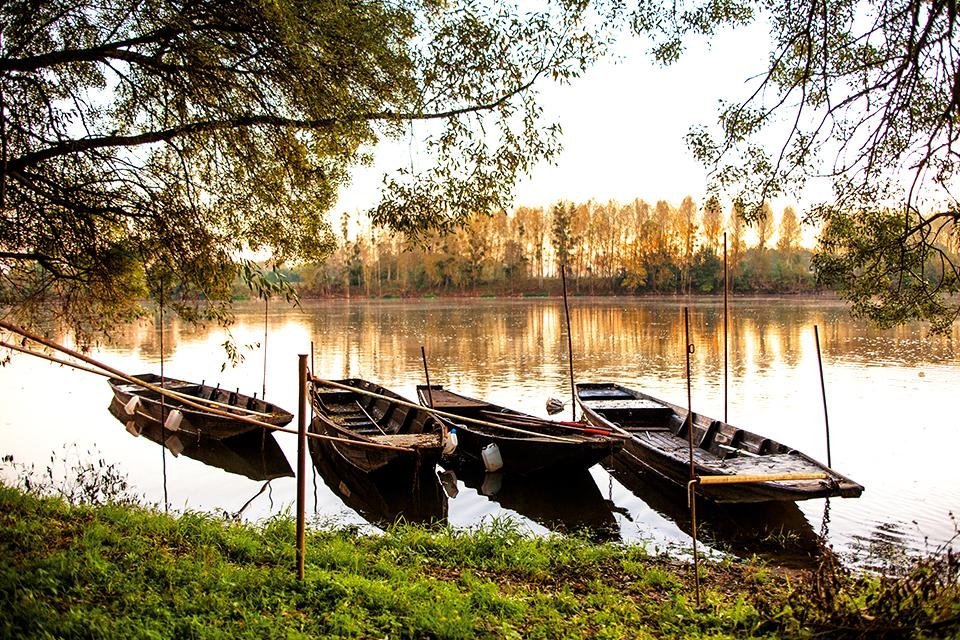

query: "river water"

left=1, top=297, right=957, bottom=567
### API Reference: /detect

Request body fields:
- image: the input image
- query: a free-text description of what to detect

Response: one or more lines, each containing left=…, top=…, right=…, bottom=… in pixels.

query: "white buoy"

left=123, top=396, right=140, bottom=416
left=481, top=443, right=503, bottom=472
left=164, top=409, right=183, bottom=432
left=443, top=428, right=459, bottom=455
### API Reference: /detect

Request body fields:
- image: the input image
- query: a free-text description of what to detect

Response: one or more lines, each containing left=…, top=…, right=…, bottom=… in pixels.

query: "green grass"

left=1, top=485, right=956, bottom=639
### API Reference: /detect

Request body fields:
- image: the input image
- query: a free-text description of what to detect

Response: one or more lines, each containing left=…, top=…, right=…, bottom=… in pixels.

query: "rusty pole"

left=296, top=354, right=307, bottom=581
left=420, top=346, right=435, bottom=408
left=683, top=307, right=702, bottom=606
left=814, top=325, right=833, bottom=468
left=723, top=232, right=728, bottom=423
left=560, top=264, right=576, bottom=421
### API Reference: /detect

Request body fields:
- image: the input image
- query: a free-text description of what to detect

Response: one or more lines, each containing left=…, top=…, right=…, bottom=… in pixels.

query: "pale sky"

left=335, top=21, right=814, bottom=239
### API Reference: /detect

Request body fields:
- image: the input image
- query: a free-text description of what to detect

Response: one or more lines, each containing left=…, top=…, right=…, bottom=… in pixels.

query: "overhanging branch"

left=5, top=73, right=542, bottom=172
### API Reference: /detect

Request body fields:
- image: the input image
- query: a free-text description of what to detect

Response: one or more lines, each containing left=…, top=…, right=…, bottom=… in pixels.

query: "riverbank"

left=2, top=485, right=956, bottom=639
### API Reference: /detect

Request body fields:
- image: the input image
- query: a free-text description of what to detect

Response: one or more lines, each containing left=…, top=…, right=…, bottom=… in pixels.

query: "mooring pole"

left=723, top=232, right=728, bottom=424
left=814, top=325, right=833, bottom=468
left=683, top=307, right=701, bottom=606
left=296, top=354, right=307, bottom=581
left=684, top=307, right=695, bottom=481
left=262, top=297, right=269, bottom=400
left=420, top=346, right=435, bottom=408
left=560, top=264, right=576, bottom=422
left=159, top=281, right=169, bottom=514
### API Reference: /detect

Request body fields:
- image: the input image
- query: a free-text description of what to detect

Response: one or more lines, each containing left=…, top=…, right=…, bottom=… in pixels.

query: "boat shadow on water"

left=605, top=454, right=823, bottom=567
left=308, top=431, right=448, bottom=528
left=449, top=463, right=625, bottom=543
left=107, top=398, right=294, bottom=481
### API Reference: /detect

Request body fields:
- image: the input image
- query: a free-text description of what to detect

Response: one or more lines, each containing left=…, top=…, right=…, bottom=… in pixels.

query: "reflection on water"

left=308, top=430, right=448, bottom=528
left=449, top=465, right=623, bottom=543
left=605, top=458, right=820, bottom=566
left=106, top=399, right=293, bottom=482
left=2, top=296, right=958, bottom=566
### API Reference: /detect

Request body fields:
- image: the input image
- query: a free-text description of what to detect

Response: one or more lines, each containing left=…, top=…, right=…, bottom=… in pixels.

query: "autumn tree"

left=550, top=201, right=576, bottom=275
left=777, top=206, right=801, bottom=253
left=0, top=0, right=606, bottom=336
left=627, top=0, right=960, bottom=328
left=701, top=195, right=724, bottom=253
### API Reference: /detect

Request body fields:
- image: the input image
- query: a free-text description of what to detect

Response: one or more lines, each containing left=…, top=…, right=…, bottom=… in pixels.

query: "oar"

left=311, top=377, right=580, bottom=443
left=477, top=409, right=626, bottom=438
left=355, top=401, right=387, bottom=436
left=0, top=322, right=274, bottom=418
left=0, top=321, right=413, bottom=453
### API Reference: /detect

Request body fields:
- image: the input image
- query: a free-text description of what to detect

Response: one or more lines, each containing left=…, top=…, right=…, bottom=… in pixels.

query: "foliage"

left=0, top=0, right=606, bottom=338
left=618, top=0, right=960, bottom=330
left=300, top=197, right=818, bottom=297
left=815, top=205, right=960, bottom=332
left=2, top=445, right=139, bottom=506
left=756, top=536, right=960, bottom=639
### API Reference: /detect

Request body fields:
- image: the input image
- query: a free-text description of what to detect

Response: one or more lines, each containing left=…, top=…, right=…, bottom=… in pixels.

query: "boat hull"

left=576, top=382, right=863, bottom=503
left=417, top=385, right=622, bottom=476
left=108, top=374, right=293, bottom=440
left=310, top=379, right=443, bottom=477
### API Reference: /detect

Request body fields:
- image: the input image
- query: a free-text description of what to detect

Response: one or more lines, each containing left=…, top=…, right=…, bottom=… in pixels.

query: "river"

left=1, top=296, right=957, bottom=567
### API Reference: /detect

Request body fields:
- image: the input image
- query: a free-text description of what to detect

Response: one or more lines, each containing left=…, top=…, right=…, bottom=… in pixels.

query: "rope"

left=311, top=377, right=582, bottom=443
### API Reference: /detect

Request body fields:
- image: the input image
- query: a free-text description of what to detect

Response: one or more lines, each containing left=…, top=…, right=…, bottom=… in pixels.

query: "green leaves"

left=814, top=204, right=960, bottom=332
left=639, top=0, right=960, bottom=330
left=1, top=0, right=600, bottom=337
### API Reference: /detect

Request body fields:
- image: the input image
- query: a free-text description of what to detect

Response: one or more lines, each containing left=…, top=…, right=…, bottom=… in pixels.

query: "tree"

left=0, top=0, right=605, bottom=336
left=550, top=201, right=575, bottom=274
left=631, top=0, right=960, bottom=329
left=701, top=195, right=724, bottom=253
left=755, top=202, right=772, bottom=251
left=777, top=206, right=801, bottom=253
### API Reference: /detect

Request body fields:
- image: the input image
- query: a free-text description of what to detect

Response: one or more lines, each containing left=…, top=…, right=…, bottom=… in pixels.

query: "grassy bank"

left=1, top=486, right=957, bottom=639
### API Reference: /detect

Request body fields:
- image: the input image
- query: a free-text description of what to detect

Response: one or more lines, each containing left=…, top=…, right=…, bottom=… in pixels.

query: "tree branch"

left=5, top=74, right=540, bottom=172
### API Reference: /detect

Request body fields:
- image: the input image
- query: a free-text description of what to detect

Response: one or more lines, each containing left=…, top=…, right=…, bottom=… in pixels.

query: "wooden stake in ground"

left=683, top=307, right=701, bottom=607
left=560, top=264, right=576, bottom=422
left=296, top=354, right=307, bottom=581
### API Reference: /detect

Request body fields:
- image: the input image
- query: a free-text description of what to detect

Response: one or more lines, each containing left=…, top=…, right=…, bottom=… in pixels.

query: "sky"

left=336, top=21, right=784, bottom=219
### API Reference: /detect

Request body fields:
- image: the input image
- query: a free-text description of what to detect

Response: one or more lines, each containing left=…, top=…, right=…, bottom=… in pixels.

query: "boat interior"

left=578, top=385, right=791, bottom=460
left=312, top=380, right=433, bottom=437
left=117, top=375, right=277, bottom=413
left=419, top=385, right=597, bottom=441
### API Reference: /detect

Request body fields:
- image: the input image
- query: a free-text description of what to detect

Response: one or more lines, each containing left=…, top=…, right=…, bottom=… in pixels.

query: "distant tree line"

left=289, top=197, right=819, bottom=297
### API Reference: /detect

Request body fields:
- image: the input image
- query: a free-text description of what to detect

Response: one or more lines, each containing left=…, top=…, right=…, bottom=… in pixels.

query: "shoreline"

left=2, top=485, right=955, bottom=639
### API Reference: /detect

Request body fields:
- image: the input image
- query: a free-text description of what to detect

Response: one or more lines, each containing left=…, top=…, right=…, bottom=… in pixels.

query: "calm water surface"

left=2, top=297, right=957, bottom=566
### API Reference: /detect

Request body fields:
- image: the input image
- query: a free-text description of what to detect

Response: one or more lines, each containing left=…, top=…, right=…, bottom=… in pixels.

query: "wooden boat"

left=309, top=378, right=444, bottom=476
left=108, top=396, right=294, bottom=481
left=416, top=384, right=623, bottom=476
left=107, top=373, right=293, bottom=440
left=576, top=382, right=864, bottom=503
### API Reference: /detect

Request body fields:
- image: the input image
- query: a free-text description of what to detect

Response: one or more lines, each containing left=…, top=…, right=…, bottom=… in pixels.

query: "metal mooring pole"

left=814, top=325, right=833, bottom=468
left=296, top=354, right=307, bottom=581
left=683, top=307, right=701, bottom=607
left=560, top=264, right=576, bottom=421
